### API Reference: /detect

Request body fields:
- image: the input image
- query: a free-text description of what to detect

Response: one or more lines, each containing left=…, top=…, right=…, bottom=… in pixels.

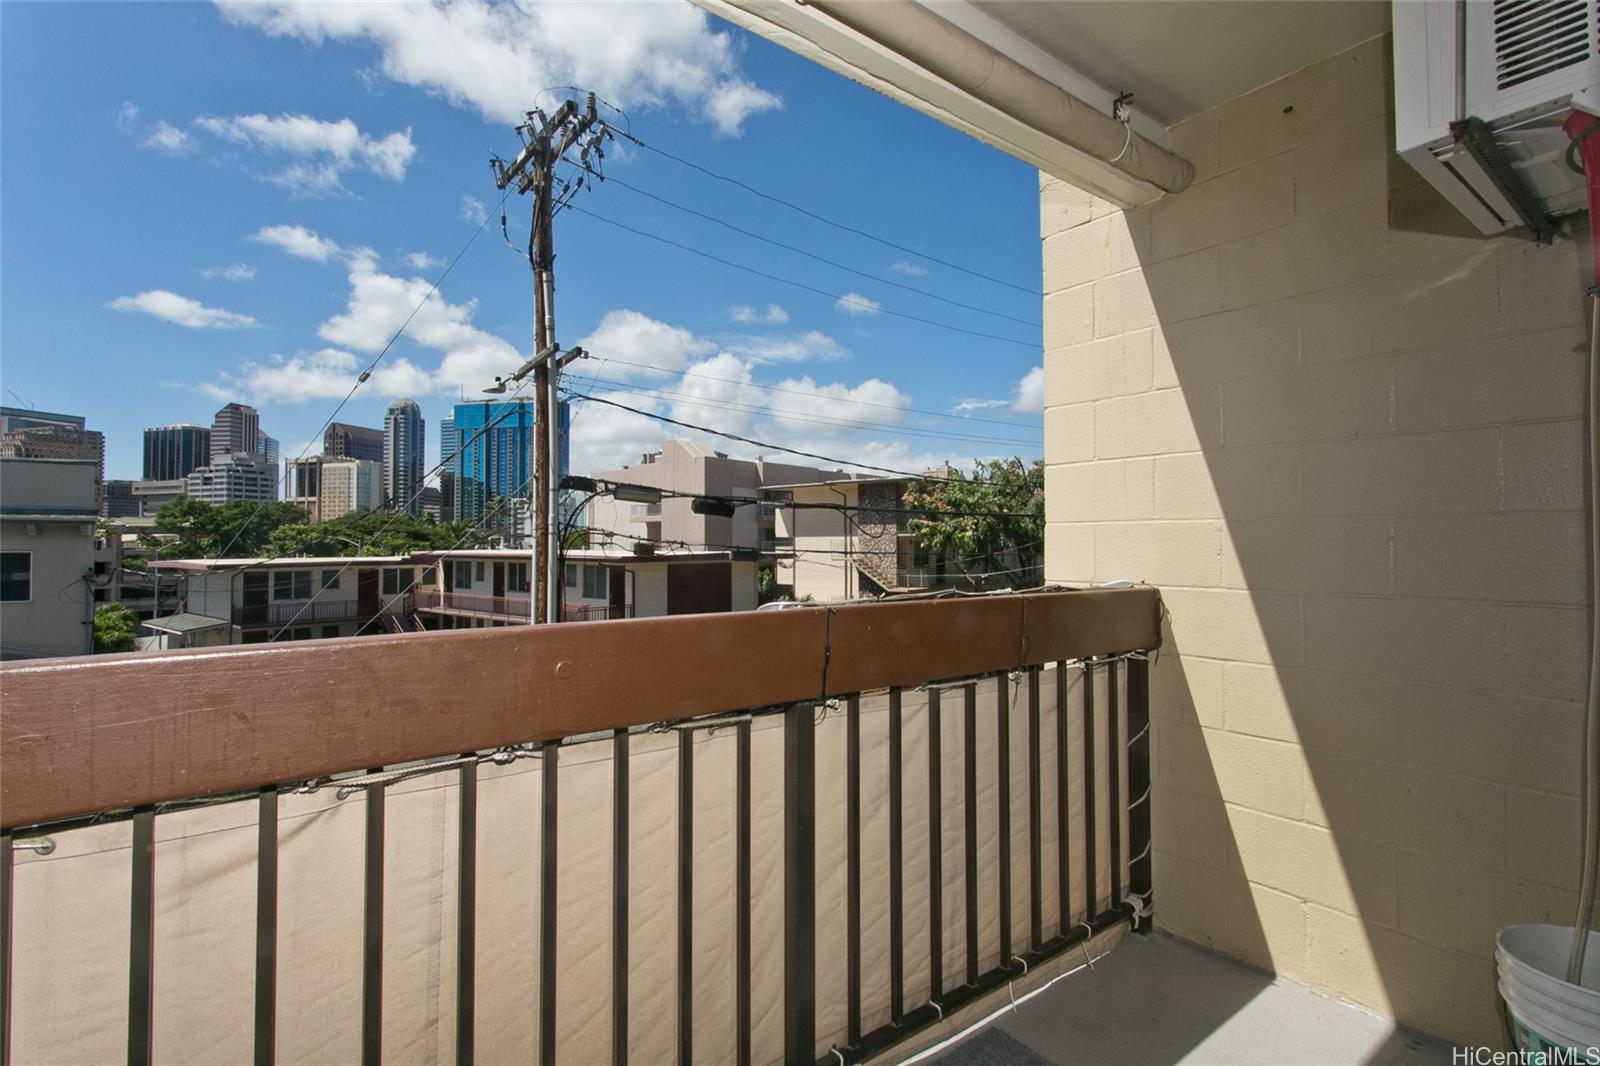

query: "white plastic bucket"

left=1496, top=924, right=1600, bottom=1052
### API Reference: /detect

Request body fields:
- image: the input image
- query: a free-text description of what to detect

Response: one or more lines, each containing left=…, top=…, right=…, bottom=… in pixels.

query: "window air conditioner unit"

left=1393, top=0, right=1597, bottom=240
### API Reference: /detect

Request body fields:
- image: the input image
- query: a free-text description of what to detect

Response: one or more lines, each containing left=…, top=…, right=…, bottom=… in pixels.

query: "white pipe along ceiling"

left=805, top=0, right=1196, bottom=194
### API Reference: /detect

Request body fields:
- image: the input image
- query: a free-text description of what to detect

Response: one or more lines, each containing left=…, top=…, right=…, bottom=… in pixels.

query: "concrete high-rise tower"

left=384, top=398, right=425, bottom=514
left=209, top=403, right=260, bottom=463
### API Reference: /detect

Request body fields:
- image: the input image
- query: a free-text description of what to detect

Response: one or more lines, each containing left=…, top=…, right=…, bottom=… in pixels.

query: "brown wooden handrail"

left=0, top=587, right=1158, bottom=829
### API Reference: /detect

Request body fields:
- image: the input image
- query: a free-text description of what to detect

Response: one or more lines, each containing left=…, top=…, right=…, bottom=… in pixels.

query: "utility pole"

left=491, top=94, right=603, bottom=624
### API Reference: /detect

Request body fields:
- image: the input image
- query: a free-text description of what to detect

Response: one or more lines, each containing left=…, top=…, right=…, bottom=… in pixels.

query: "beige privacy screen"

left=10, top=664, right=1129, bottom=1064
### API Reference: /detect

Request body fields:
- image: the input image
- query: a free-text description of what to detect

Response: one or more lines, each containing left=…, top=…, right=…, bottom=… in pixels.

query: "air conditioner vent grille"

left=1492, top=0, right=1594, bottom=89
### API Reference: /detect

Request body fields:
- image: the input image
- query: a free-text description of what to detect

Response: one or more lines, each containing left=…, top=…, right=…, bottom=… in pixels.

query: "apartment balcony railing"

left=414, top=589, right=533, bottom=620
left=896, top=563, right=1046, bottom=590
left=0, top=588, right=1159, bottom=1065
left=232, top=598, right=374, bottom=628
left=560, top=603, right=635, bottom=622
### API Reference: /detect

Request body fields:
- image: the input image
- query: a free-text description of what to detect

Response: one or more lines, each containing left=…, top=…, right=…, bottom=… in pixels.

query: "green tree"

left=92, top=603, right=141, bottom=654
left=899, top=458, right=1044, bottom=584
left=142, top=498, right=306, bottom=558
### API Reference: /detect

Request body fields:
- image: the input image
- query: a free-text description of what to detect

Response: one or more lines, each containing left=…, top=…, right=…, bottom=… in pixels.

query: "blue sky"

left=1, top=1, right=1044, bottom=483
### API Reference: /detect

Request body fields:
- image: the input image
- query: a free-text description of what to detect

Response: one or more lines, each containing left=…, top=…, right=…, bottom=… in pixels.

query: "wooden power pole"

left=491, top=94, right=601, bottom=624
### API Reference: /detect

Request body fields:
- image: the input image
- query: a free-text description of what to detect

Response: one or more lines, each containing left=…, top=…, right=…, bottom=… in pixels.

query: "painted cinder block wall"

left=1041, top=36, right=1593, bottom=1044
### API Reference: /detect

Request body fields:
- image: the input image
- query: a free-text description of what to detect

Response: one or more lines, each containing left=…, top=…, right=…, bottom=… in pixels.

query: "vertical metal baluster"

left=845, top=695, right=861, bottom=1047
left=540, top=745, right=559, bottom=1066
left=927, top=687, right=943, bottom=1000
left=255, top=789, right=278, bottom=1066
left=1108, top=658, right=1123, bottom=911
left=1, top=829, right=11, bottom=1066
left=677, top=730, right=693, bottom=1066
left=458, top=760, right=477, bottom=1066
left=962, top=684, right=978, bottom=986
left=888, top=687, right=904, bottom=1026
left=1127, top=657, right=1153, bottom=920
left=612, top=729, right=630, bottom=1066
left=783, top=704, right=816, bottom=1066
left=129, top=809, right=155, bottom=1066
left=1056, top=663, right=1072, bottom=933
left=996, top=674, right=1012, bottom=967
left=1082, top=660, right=1098, bottom=918
left=362, top=784, right=384, bottom=1066
left=735, top=721, right=752, bottom=1066
left=1027, top=667, right=1043, bottom=953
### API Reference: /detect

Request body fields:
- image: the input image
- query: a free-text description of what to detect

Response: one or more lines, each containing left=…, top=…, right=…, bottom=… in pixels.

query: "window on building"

left=382, top=568, right=400, bottom=595
left=454, top=561, right=473, bottom=589
left=508, top=562, right=529, bottom=593
left=320, top=570, right=340, bottom=591
left=475, top=561, right=485, bottom=582
left=582, top=564, right=607, bottom=600
left=321, top=625, right=340, bottom=640
left=421, top=567, right=437, bottom=586
left=1, top=553, right=31, bottom=603
left=273, top=570, right=312, bottom=600
left=565, top=563, right=577, bottom=588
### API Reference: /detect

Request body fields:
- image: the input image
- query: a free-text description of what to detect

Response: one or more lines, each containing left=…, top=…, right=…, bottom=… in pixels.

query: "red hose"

left=1565, top=109, right=1600, bottom=284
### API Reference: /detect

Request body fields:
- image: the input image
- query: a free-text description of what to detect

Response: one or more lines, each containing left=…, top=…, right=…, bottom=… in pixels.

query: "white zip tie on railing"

left=1126, top=722, right=1150, bottom=748
left=304, top=747, right=533, bottom=801
left=1128, top=841, right=1152, bottom=866
left=898, top=945, right=1115, bottom=1064
left=1128, top=786, right=1152, bottom=809
left=830, top=1046, right=846, bottom=1065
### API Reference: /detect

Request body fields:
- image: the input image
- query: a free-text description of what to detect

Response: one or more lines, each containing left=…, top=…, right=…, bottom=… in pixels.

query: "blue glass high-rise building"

left=445, top=398, right=568, bottom=539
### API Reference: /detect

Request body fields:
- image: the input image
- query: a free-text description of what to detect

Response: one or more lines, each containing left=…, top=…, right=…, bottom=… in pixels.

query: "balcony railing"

left=896, top=563, right=1045, bottom=590
left=232, top=598, right=373, bottom=628
left=560, top=603, right=635, bottom=622
left=414, top=589, right=533, bottom=620
left=0, top=588, right=1158, bottom=1065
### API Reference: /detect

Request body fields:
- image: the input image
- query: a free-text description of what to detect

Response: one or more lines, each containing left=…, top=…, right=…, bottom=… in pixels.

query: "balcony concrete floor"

left=932, top=932, right=1456, bottom=1066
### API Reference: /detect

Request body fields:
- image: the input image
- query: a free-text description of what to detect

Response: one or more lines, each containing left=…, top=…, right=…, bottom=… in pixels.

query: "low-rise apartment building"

left=148, top=556, right=420, bottom=643
left=586, top=439, right=844, bottom=555
left=409, top=546, right=760, bottom=627
left=769, top=472, right=1041, bottom=602
left=0, top=457, right=97, bottom=659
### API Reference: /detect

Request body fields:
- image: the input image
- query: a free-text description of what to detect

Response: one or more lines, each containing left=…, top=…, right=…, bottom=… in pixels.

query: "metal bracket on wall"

left=1451, top=116, right=1558, bottom=244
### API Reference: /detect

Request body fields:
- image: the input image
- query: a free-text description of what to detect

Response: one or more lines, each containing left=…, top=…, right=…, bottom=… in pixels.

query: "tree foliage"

left=140, top=499, right=491, bottom=560
left=899, top=458, right=1044, bottom=578
left=92, top=603, right=140, bottom=654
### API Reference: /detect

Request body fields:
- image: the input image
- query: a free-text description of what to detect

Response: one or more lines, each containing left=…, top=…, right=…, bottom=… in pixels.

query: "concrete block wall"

left=1041, top=36, right=1593, bottom=1045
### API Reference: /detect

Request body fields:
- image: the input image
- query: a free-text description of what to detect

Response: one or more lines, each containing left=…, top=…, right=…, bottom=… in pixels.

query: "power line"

left=560, top=372, right=1040, bottom=449
left=581, top=352, right=1040, bottom=433
left=563, top=389, right=948, bottom=480
left=568, top=205, right=1038, bottom=350
left=570, top=164, right=1040, bottom=329
left=603, top=482, right=1040, bottom=520
left=612, top=129, right=1040, bottom=297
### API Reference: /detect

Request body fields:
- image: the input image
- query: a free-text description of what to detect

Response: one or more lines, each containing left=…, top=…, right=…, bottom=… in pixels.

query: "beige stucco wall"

left=1042, top=36, right=1593, bottom=1045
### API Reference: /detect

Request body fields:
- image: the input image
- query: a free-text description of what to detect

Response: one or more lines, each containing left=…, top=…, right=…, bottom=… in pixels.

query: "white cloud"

left=835, top=292, right=881, bottom=317
left=199, top=347, right=433, bottom=404
left=143, top=121, right=194, bottom=154
left=117, top=102, right=141, bottom=130
left=888, top=261, right=929, bottom=277
left=216, top=0, right=782, bottom=136
left=1013, top=366, right=1044, bottom=414
left=729, top=303, right=788, bottom=325
left=765, top=374, right=910, bottom=436
left=951, top=397, right=1009, bottom=414
left=577, top=309, right=715, bottom=381
left=202, top=262, right=257, bottom=282
left=460, top=194, right=487, bottom=222
left=405, top=250, right=444, bottom=270
left=250, top=224, right=342, bottom=262
left=192, top=112, right=416, bottom=193
left=319, top=253, right=521, bottom=392
left=723, top=330, right=848, bottom=365
left=109, top=290, right=259, bottom=329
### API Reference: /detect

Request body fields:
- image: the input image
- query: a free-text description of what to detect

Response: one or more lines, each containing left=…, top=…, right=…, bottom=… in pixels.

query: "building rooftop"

left=150, top=555, right=412, bottom=571
left=140, top=613, right=232, bottom=635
